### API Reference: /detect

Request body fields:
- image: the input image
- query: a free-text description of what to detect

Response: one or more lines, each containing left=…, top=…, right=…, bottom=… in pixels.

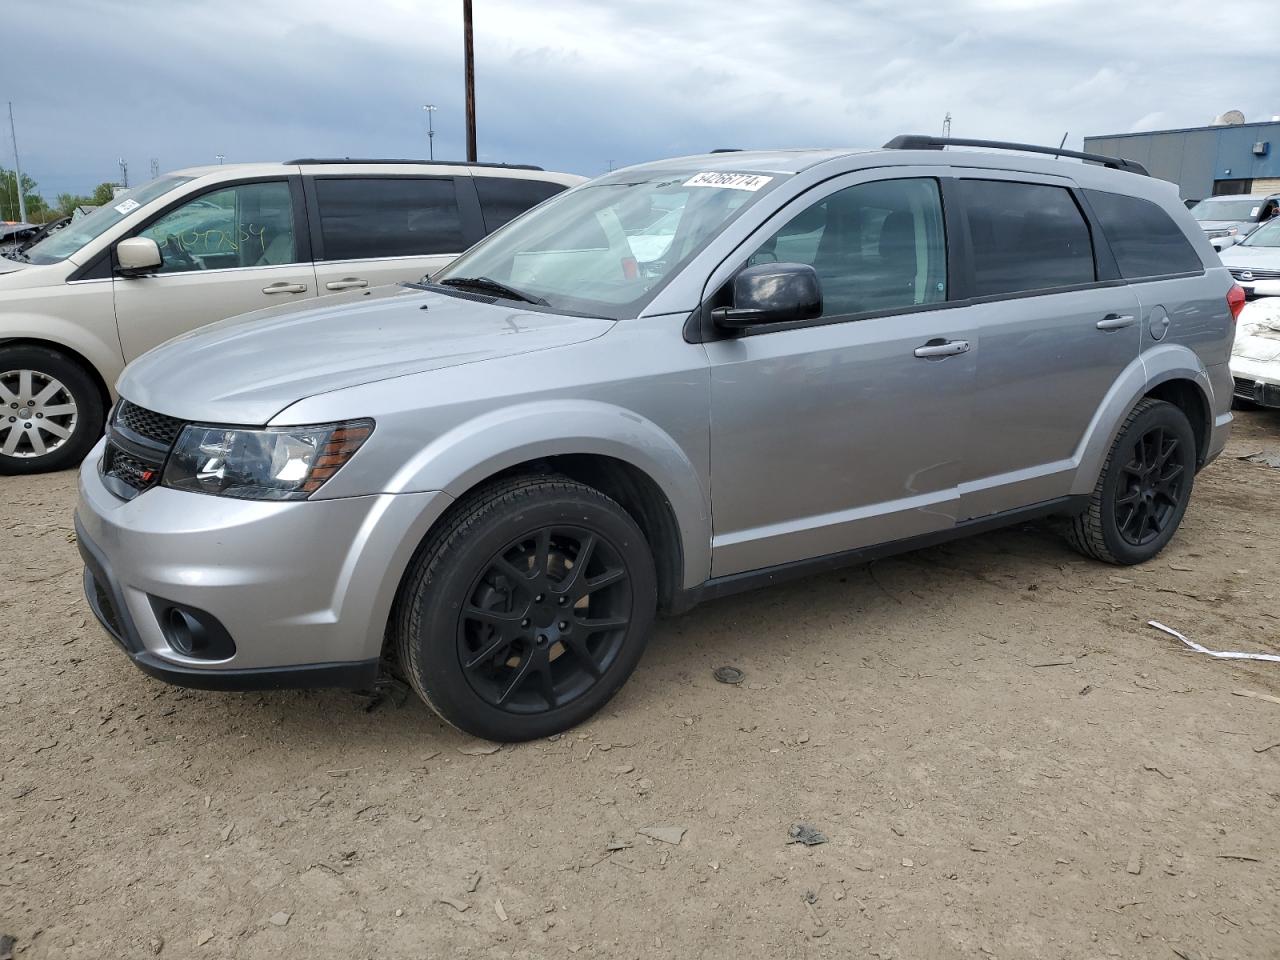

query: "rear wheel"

left=394, top=475, right=657, bottom=742
left=0, top=346, right=104, bottom=475
left=1066, top=398, right=1196, bottom=565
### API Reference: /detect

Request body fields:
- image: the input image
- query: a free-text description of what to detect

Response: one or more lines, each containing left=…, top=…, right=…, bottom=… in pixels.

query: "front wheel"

left=394, top=475, right=657, bottom=742
left=1066, top=398, right=1197, bottom=565
left=0, top=346, right=105, bottom=475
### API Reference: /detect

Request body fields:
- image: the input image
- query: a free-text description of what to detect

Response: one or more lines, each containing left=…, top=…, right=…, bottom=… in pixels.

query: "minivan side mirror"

left=711, top=262, right=822, bottom=329
left=116, top=237, right=163, bottom=275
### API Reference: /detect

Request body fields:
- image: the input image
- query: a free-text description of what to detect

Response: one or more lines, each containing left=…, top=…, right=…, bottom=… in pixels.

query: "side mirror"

left=116, top=237, right=162, bottom=275
left=711, top=262, right=822, bottom=329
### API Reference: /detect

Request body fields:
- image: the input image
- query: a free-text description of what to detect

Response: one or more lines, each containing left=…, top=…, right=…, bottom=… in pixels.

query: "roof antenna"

left=1055, top=132, right=1068, bottom=158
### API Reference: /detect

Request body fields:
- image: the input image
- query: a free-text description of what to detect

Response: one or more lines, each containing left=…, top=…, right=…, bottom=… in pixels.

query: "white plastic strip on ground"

left=1148, top=620, right=1280, bottom=663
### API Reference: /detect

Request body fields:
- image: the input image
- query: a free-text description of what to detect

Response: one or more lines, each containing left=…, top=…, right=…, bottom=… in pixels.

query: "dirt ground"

left=3, top=412, right=1279, bottom=960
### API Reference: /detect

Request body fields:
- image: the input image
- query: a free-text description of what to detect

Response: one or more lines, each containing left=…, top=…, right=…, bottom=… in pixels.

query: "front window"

left=23, top=176, right=192, bottom=265
left=431, top=169, right=784, bottom=318
left=1240, top=218, right=1280, bottom=248
left=137, top=181, right=298, bottom=272
left=1189, top=198, right=1263, bottom=222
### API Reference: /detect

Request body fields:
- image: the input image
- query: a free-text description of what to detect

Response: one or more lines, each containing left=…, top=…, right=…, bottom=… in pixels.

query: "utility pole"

left=150, top=157, right=159, bottom=179
left=942, top=112, right=952, bottom=138
left=7, top=102, right=27, bottom=223
left=118, top=157, right=128, bottom=189
left=422, top=104, right=437, bottom=160
left=463, top=0, right=477, bottom=162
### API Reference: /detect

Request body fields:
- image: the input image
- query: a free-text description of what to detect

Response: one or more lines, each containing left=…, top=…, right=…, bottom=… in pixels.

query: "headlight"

left=161, top=419, right=373, bottom=500
left=1228, top=227, right=1239, bottom=235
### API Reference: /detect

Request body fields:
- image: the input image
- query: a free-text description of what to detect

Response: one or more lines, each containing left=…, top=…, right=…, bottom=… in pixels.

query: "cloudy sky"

left=6, top=0, right=1280, bottom=198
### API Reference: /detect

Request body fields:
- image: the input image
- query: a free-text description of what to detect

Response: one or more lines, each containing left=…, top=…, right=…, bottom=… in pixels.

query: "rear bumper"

left=1231, top=356, right=1280, bottom=408
left=75, top=439, right=454, bottom=687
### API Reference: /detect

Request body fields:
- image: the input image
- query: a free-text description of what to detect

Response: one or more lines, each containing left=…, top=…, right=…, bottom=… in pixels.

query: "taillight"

left=1227, top=284, right=1246, bottom=323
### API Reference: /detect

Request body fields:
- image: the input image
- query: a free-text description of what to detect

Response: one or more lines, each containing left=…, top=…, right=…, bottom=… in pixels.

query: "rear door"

left=305, top=174, right=478, bottom=292
left=952, top=175, right=1142, bottom=519
left=112, top=177, right=316, bottom=361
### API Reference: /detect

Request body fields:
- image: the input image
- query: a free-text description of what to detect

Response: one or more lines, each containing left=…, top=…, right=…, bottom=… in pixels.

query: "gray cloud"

left=5, top=0, right=1279, bottom=198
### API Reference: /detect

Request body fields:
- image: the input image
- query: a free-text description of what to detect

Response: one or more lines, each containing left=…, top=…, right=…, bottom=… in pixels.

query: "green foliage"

left=0, top=167, right=48, bottom=222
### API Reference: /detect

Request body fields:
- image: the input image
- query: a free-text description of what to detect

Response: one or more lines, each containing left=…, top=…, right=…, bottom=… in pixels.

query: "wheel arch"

left=1, top=336, right=115, bottom=416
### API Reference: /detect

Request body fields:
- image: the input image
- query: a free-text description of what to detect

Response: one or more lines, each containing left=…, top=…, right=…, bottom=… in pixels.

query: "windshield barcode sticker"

left=113, top=198, right=141, bottom=215
left=684, top=172, right=773, bottom=191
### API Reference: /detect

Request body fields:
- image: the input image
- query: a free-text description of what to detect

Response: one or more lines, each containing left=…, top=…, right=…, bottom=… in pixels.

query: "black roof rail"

left=710, top=148, right=743, bottom=153
left=286, top=157, right=544, bottom=171
left=881, top=135, right=1149, bottom=176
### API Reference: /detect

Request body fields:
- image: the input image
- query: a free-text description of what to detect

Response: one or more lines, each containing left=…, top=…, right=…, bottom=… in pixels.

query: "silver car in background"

left=1189, top=193, right=1280, bottom=247
left=76, top=136, right=1240, bottom=741
left=1219, top=216, right=1280, bottom=297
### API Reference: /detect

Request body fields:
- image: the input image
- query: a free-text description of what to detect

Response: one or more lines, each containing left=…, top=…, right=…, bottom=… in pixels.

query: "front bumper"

left=1231, top=356, right=1280, bottom=409
left=76, top=440, right=453, bottom=689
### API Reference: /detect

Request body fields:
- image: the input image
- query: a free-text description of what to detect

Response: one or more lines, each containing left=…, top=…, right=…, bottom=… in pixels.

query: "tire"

left=0, top=346, right=105, bottom=475
left=394, top=475, right=658, bottom=742
left=1066, top=398, right=1197, bottom=565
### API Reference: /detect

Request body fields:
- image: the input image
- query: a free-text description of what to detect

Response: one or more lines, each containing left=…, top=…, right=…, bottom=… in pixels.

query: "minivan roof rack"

left=881, top=135, right=1149, bottom=176
left=286, top=158, right=544, bottom=171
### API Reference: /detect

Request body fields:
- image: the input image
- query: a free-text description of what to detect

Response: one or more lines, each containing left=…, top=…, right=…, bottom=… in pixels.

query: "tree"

left=0, top=167, right=46, bottom=222
left=89, top=182, right=117, bottom=206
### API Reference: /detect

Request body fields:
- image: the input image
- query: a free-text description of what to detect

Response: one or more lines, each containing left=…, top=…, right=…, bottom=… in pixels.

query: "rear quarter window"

left=313, top=176, right=464, bottom=260
left=474, top=177, right=569, bottom=233
left=1084, top=190, right=1203, bottom=279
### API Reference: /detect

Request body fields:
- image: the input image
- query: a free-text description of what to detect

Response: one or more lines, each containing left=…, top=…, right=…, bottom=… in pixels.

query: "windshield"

left=1190, top=198, right=1264, bottom=223
left=1240, top=218, right=1280, bottom=247
left=23, top=176, right=193, bottom=265
left=431, top=169, right=784, bottom=318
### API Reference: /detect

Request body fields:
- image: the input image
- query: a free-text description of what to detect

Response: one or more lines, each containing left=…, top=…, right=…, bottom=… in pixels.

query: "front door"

left=113, top=179, right=316, bottom=361
left=704, top=172, right=975, bottom=577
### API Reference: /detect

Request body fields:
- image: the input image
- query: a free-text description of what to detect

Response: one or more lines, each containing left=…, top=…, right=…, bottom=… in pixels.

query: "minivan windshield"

left=431, top=169, right=784, bottom=319
left=1239, top=218, right=1280, bottom=247
left=1189, top=198, right=1264, bottom=223
left=23, top=176, right=193, bottom=265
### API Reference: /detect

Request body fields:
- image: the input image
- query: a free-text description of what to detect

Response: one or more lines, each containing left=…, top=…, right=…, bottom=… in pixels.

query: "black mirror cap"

left=712, top=262, right=823, bottom=329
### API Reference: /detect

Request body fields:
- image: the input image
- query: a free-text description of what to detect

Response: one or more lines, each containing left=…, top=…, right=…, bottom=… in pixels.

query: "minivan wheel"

left=394, top=475, right=657, bottom=742
left=1066, top=398, right=1196, bottom=565
left=0, top=346, right=104, bottom=475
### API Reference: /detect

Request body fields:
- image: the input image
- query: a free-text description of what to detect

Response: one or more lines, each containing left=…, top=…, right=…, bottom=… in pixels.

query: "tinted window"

left=138, top=181, right=298, bottom=273
left=314, top=177, right=463, bottom=260
left=1085, top=189, right=1204, bottom=278
left=747, top=177, right=947, bottom=317
left=960, top=180, right=1094, bottom=297
left=475, top=177, right=568, bottom=232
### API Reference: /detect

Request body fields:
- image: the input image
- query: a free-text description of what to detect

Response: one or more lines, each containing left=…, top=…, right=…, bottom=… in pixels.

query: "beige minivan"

left=0, top=159, right=583, bottom=474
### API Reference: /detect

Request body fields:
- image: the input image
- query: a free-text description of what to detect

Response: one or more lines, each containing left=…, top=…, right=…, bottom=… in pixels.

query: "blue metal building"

left=1084, top=120, right=1280, bottom=201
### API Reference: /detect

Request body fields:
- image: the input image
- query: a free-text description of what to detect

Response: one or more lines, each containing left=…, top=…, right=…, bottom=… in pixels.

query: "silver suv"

left=0, top=160, right=582, bottom=475
left=75, top=136, right=1240, bottom=741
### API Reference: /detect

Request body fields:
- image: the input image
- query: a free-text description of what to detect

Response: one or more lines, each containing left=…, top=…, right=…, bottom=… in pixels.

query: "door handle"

left=262, top=282, right=308, bottom=294
left=325, top=278, right=369, bottom=291
left=1096, top=313, right=1136, bottom=331
left=914, top=339, right=970, bottom=359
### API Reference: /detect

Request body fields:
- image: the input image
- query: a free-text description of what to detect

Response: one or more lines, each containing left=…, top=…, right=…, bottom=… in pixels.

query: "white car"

left=1220, top=216, right=1280, bottom=297
left=1231, top=296, right=1280, bottom=409
left=0, top=160, right=583, bottom=475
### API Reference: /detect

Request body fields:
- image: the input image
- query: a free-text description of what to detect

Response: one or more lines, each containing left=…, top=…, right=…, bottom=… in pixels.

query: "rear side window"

left=475, top=177, right=568, bottom=232
left=959, top=180, right=1095, bottom=297
left=1084, top=190, right=1203, bottom=279
left=313, top=177, right=463, bottom=260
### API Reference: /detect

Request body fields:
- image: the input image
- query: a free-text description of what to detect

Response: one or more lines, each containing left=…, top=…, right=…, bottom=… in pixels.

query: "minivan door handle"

left=914, top=339, right=970, bottom=359
left=1096, top=313, right=1136, bottom=331
left=262, top=282, right=308, bottom=295
left=325, top=278, right=370, bottom=291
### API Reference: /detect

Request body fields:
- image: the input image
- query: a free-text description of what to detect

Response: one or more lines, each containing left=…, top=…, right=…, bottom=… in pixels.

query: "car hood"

left=1220, top=245, right=1280, bottom=268
left=0, top=255, right=27, bottom=275
left=118, top=284, right=615, bottom=425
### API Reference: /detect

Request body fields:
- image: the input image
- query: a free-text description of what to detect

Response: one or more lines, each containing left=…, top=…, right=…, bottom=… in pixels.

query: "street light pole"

left=422, top=104, right=437, bottom=161
left=7, top=102, right=27, bottom=224
left=463, top=0, right=477, bottom=162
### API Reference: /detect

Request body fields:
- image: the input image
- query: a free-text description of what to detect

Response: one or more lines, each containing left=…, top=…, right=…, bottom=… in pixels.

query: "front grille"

left=1229, top=267, right=1280, bottom=281
left=101, top=401, right=186, bottom=497
left=115, top=400, right=185, bottom=446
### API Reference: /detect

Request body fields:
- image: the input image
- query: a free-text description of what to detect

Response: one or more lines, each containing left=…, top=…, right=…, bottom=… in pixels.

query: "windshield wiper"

left=437, top=276, right=548, bottom=306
